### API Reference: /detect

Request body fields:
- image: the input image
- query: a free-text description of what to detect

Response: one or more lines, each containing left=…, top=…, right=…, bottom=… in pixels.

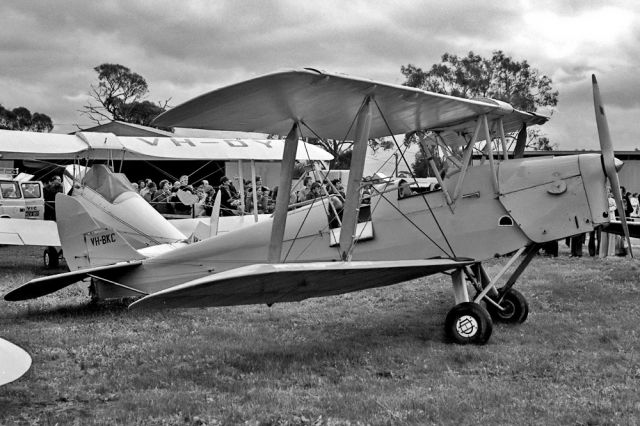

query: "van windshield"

left=0, top=181, right=21, bottom=199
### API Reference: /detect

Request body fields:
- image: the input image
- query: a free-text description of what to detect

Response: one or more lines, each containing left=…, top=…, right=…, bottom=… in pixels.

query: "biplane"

left=0, top=129, right=331, bottom=267
left=5, top=70, right=632, bottom=345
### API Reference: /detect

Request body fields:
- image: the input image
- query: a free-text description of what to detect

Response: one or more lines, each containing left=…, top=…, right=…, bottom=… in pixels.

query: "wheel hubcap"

left=498, top=300, right=515, bottom=319
left=456, top=315, right=478, bottom=338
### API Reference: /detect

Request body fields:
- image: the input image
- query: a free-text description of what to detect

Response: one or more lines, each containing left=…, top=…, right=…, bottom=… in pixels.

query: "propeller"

left=513, top=123, right=527, bottom=159
left=592, top=74, right=633, bottom=257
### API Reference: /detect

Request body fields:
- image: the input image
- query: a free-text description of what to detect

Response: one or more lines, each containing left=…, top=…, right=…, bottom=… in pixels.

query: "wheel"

left=43, top=246, right=59, bottom=269
left=487, top=288, right=529, bottom=324
left=444, top=302, right=493, bottom=345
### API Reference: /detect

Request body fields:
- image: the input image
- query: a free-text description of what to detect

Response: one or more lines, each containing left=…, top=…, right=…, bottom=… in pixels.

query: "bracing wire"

left=372, top=98, right=456, bottom=258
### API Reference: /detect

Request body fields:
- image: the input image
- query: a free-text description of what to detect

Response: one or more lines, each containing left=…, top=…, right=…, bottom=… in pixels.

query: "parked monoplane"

left=0, top=130, right=331, bottom=267
left=6, top=70, right=631, bottom=345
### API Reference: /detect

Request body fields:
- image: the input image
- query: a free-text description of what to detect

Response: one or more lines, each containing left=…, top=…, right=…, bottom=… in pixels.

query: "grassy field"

left=0, top=245, right=639, bottom=425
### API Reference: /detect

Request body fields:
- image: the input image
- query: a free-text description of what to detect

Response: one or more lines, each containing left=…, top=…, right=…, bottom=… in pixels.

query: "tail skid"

left=55, top=193, right=145, bottom=270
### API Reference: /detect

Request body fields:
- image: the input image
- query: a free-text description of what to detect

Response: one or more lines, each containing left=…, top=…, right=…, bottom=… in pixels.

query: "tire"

left=487, top=287, right=529, bottom=324
left=43, top=246, right=59, bottom=269
left=444, top=302, right=493, bottom=345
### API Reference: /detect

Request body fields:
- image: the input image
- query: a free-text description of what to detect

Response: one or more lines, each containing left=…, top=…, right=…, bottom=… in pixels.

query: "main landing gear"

left=445, top=244, right=538, bottom=345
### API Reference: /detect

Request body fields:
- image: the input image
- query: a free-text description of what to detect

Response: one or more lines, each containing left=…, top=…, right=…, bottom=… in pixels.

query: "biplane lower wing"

left=4, top=261, right=143, bottom=301
left=130, top=258, right=474, bottom=310
left=0, top=218, right=60, bottom=246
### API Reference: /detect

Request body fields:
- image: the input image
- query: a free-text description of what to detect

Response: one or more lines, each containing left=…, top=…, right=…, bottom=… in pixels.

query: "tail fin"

left=55, top=193, right=145, bottom=270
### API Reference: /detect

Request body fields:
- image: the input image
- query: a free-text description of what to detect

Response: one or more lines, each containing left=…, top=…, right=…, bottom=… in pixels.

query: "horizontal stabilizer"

left=4, top=261, right=143, bottom=301
left=130, top=258, right=473, bottom=310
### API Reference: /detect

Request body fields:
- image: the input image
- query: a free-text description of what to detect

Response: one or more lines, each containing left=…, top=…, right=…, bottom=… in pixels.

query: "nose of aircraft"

left=592, top=74, right=633, bottom=257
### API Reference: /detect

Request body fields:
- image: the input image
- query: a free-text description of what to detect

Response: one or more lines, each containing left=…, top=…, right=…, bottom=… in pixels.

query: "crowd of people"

left=135, top=174, right=351, bottom=218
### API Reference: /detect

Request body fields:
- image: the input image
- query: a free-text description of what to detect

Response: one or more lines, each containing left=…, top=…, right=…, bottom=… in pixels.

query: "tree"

left=0, top=104, right=53, bottom=132
left=401, top=51, right=558, bottom=111
left=401, top=51, right=559, bottom=175
left=82, top=63, right=169, bottom=127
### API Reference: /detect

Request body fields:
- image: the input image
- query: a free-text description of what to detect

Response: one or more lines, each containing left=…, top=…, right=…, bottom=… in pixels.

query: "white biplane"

left=5, top=70, right=632, bottom=345
left=0, top=129, right=332, bottom=267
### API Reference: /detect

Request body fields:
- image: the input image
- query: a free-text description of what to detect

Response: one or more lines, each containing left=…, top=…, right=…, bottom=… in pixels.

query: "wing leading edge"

left=129, top=258, right=474, bottom=310
left=153, top=69, right=548, bottom=140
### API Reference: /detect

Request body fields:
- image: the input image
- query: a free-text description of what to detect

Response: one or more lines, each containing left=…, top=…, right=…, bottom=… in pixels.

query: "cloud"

left=0, top=0, right=638, bottom=146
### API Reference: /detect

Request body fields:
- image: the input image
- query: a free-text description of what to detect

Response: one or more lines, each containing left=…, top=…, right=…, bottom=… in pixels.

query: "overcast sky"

left=1, top=0, right=638, bottom=151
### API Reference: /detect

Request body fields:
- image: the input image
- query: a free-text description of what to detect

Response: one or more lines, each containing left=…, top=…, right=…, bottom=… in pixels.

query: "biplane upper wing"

left=129, top=258, right=474, bottom=310
left=0, top=218, right=60, bottom=246
left=153, top=68, right=548, bottom=140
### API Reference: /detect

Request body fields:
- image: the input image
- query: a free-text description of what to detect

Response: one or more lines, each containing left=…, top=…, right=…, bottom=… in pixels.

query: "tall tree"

left=82, top=63, right=169, bottom=127
left=0, top=104, right=53, bottom=132
left=401, top=50, right=558, bottom=111
left=401, top=51, right=559, bottom=175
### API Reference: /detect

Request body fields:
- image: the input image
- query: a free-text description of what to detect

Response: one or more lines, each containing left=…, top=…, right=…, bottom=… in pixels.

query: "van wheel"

left=44, top=246, right=59, bottom=268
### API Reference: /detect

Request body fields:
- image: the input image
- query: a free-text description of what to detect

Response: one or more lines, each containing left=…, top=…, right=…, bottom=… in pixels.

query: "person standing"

left=219, top=176, right=235, bottom=216
left=43, top=176, right=63, bottom=221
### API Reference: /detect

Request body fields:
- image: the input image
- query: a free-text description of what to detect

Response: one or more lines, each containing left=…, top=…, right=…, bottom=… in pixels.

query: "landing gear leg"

left=473, top=244, right=539, bottom=324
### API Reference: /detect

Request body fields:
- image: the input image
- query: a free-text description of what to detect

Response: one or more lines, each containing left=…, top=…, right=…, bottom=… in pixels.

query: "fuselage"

left=94, top=153, right=610, bottom=298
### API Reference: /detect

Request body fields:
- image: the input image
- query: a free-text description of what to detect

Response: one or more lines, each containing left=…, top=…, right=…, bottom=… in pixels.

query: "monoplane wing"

left=0, top=219, right=60, bottom=246
left=153, top=69, right=548, bottom=141
left=4, top=260, right=143, bottom=301
left=129, top=258, right=474, bottom=310
left=0, top=129, right=332, bottom=161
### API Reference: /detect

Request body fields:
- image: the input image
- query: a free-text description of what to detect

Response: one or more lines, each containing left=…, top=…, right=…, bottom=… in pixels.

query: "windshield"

left=0, top=181, right=21, bottom=199
left=82, top=164, right=135, bottom=203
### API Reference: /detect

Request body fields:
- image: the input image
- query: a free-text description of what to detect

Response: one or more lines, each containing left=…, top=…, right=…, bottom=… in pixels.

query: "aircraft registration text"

left=89, top=232, right=117, bottom=247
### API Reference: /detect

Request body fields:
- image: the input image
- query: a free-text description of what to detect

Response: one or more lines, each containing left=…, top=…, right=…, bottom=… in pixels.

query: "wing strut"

left=451, top=119, right=482, bottom=203
left=250, top=160, right=259, bottom=222
left=498, top=118, right=508, bottom=160
left=418, top=142, right=453, bottom=208
left=340, top=97, right=372, bottom=261
left=237, top=160, right=246, bottom=215
left=268, top=123, right=300, bottom=263
left=482, top=115, right=500, bottom=194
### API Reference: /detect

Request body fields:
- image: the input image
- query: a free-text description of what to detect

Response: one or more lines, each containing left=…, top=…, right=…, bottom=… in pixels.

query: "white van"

left=0, top=169, right=45, bottom=220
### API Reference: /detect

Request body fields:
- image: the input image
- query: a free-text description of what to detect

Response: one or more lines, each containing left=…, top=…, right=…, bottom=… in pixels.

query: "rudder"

left=55, top=193, right=145, bottom=270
